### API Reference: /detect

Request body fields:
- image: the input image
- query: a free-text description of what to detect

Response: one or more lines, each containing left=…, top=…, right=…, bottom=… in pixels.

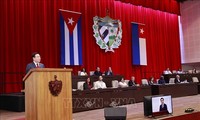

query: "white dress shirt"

left=80, top=72, right=87, bottom=76
left=33, top=61, right=39, bottom=67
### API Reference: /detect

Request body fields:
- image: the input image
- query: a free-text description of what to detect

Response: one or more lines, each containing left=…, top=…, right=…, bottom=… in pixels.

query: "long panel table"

left=163, top=74, right=200, bottom=83
left=72, top=75, right=123, bottom=89
left=151, top=83, right=198, bottom=98
left=72, top=86, right=151, bottom=112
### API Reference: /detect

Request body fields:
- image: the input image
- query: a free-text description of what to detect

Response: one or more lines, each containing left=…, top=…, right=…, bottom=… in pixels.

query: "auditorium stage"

left=0, top=95, right=200, bottom=120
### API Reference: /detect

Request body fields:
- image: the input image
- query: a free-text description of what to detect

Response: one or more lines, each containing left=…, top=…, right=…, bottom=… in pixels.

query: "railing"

left=0, top=72, right=25, bottom=93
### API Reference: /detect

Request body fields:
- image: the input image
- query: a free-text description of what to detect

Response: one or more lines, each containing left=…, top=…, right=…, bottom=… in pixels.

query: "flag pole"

left=131, top=22, right=145, bottom=25
left=59, top=9, right=82, bottom=14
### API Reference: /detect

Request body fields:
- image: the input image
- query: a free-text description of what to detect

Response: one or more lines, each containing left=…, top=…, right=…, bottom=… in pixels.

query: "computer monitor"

left=152, top=95, right=173, bottom=117
left=143, top=95, right=152, bottom=116
left=143, top=95, right=173, bottom=117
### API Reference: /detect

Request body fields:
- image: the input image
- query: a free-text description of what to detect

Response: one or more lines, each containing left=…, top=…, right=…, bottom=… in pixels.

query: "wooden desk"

left=72, top=86, right=151, bottom=112
left=151, top=83, right=198, bottom=97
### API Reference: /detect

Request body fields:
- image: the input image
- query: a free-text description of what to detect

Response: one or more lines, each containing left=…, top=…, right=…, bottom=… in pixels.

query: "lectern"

left=23, top=68, right=72, bottom=120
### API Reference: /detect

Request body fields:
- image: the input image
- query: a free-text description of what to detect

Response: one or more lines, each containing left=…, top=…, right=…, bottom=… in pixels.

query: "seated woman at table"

left=83, top=77, right=92, bottom=90
left=158, top=76, right=166, bottom=85
left=148, top=76, right=155, bottom=85
left=80, top=68, right=88, bottom=76
left=118, top=78, right=128, bottom=88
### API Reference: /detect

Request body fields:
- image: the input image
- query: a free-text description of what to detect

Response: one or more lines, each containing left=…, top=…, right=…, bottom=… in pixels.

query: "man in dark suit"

left=159, top=98, right=168, bottom=112
left=128, top=76, right=138, bottom=86
left=174, top=75, right=181, bottom=83
left=158, top=76, right=166, bottom=85
left=105, top=67, right=113, bottom=76
left=26, top=52, right=45, bottom=74
left=94, top=67, right=102, bottom=76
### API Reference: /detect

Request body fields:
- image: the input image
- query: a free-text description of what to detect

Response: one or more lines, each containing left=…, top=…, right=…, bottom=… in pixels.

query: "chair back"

left=77, top=81, right=85, bottom=90
left=141, top=79, right=148, bottom=85
left=192, top=77, right=199, bottom=83
left=112, top=80, right=119, bottom=88
left=90, top=71, right=94, bottom=76
left=169, top=78, right=175, bottom=84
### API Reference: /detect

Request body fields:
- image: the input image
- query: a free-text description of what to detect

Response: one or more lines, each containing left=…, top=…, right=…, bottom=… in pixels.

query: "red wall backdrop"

left=0, top=0, right=181, bottom=93
left=116, top=0, right=180, bottom=15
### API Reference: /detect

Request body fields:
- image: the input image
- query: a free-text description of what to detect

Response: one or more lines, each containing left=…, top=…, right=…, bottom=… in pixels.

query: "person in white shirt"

left=177, top=68, right=183, bottom=74
left=80, top=68, right=88, bottom=76
left=94, top=76, right=107, bottom=89
left=118, top=78, right=128, bottom=88
left=163, top=68, right=172, bottom=74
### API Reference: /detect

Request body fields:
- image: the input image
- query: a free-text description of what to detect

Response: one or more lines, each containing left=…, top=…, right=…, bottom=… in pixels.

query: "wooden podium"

left=23, top=68, right=72, bottom=120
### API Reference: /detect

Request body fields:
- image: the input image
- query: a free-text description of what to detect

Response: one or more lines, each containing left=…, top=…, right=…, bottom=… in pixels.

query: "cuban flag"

left=132, top=22, right=147, bottom=65
left=60, top=9, right=82, bottom=65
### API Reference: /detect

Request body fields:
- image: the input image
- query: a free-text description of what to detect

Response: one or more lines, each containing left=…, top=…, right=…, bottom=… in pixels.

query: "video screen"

left=152, top=95, right=173, bottom=116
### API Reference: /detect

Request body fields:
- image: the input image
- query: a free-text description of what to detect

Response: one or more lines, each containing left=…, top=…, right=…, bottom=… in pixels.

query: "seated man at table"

left=158, top=76, right=166, bottom=85
left=128, top=76, right=139, bottom=87
left=94, top=67, right=102, bottom=76
left=105, top=67, right=113, bottom=76
left=94, top=76, right=107, bottom=89
left=174, top=75, right=181, bottom=84
left=118, top=78, right=128, bottom=88
left=163, top=68, right=172, bottom=74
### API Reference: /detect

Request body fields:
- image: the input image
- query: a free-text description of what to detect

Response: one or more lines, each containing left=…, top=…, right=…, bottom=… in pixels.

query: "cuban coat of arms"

left=93, top=15, right=122, bottom=52
left=48, top=75, right=62, bottom=96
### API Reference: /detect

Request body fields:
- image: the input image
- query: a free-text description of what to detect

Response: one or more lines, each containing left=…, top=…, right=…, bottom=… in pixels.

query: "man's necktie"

left=36, top=63, right=40, bottom=68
